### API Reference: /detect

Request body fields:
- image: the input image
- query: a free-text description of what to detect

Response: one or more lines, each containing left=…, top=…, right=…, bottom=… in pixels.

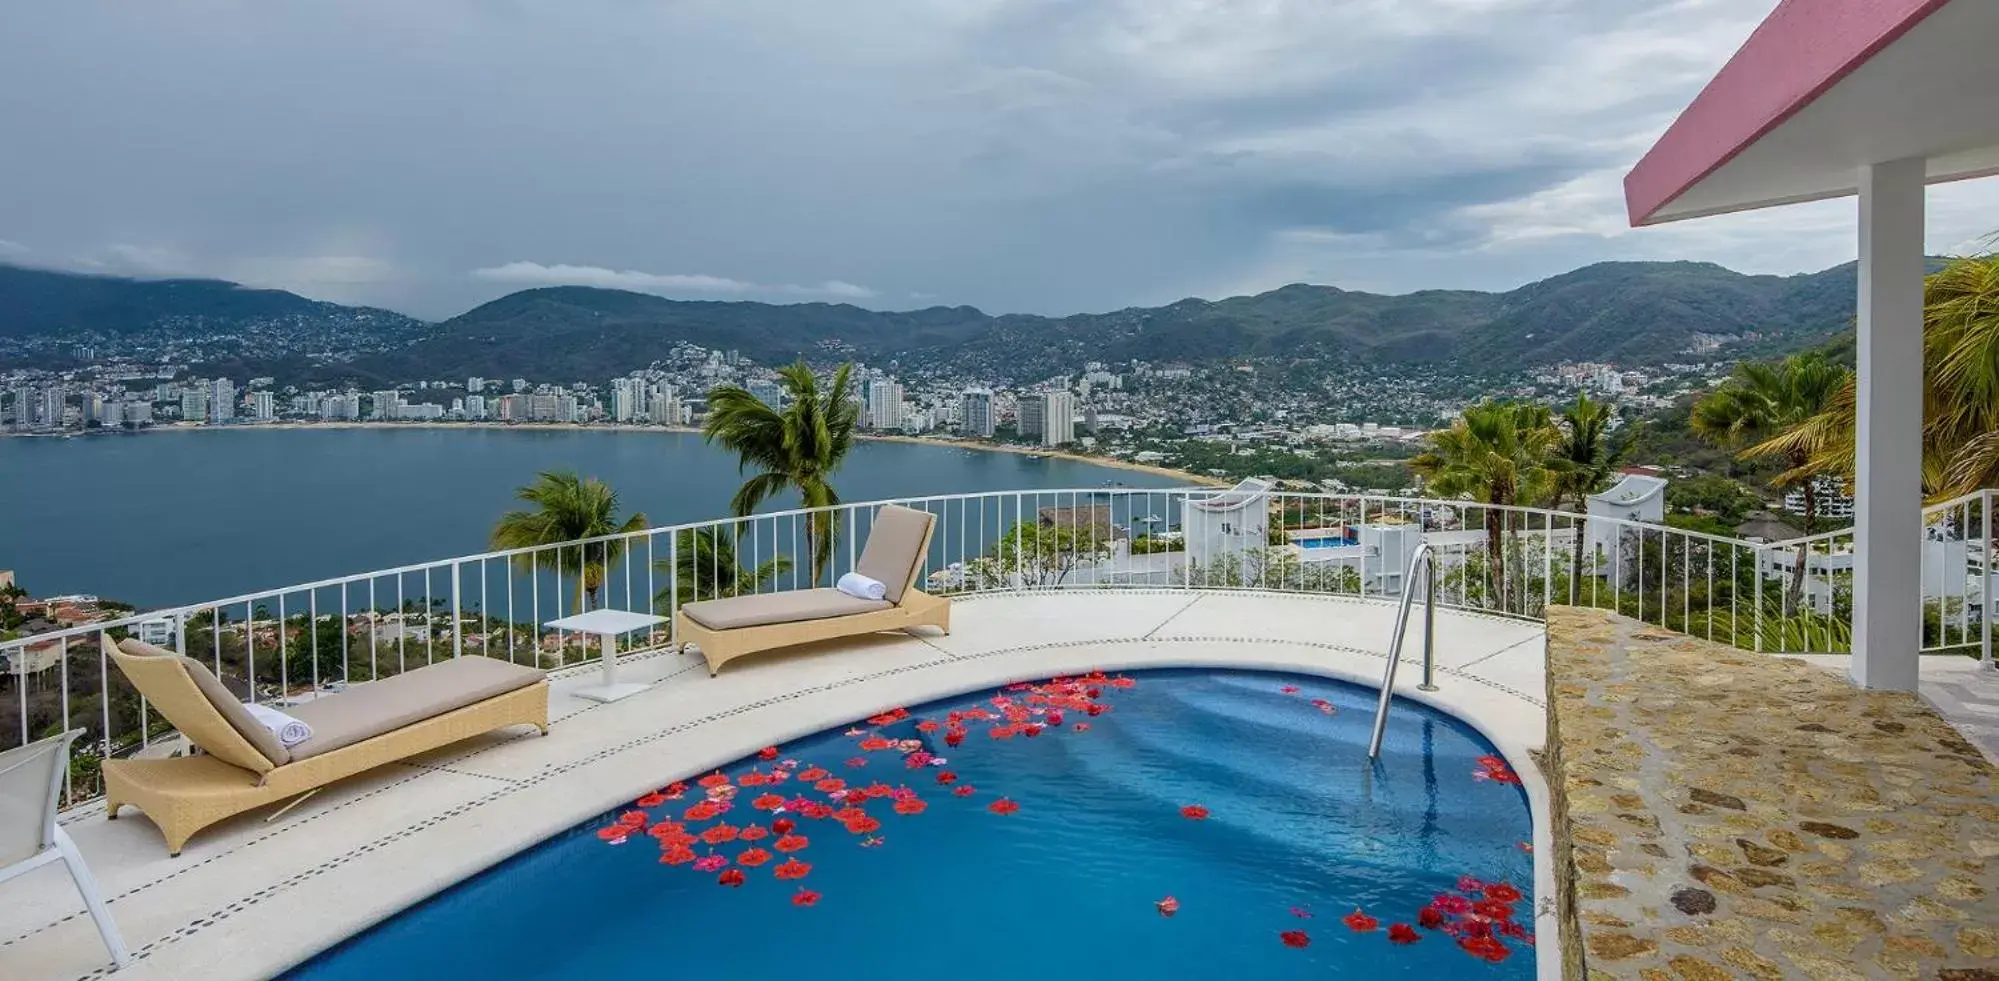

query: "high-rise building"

left=5, top=386, right=32, bottom=426
left=464, top=395, right=487, bottom=420
left=321, top=394, right=361, bottom=421
left=121, top=400, right=153, bottom=426
left=866, top=379, right=903, bottom=431
left=649, top=390, right=683, bottom=427
left=41, top=388, right=66, bottom=428
left=962, top=389, right=996, bottom=438
left=180, top=388, right=208, bottom=423
left=1018, top=394, right=1044, bottom=440
left=251, top=391, right=276, bottom=420
left=747, top=380, right=784, bottom=410
left=610, top=380, right=639, bottom=423
left=467, top=376, right=485, bottom=394
left=1038, top=391, right=1075, bottom=447
left=209, top=379, right=237, bottom=424
left=371, top=390, right=402, bottom=421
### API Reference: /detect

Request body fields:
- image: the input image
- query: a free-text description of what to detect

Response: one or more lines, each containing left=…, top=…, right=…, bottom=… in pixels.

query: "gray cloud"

left=4, top=0, right=1994, bottom=322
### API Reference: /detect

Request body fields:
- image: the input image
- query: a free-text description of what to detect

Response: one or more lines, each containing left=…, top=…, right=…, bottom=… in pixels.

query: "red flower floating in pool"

left=634, top=791, right=668, bottom=808
left=683, top=802, right=721, bottom=822
left=773, top=834, right=810, bottom=853
left=1517, top=841, right=1534, bottom=853
left=1279, top=685, right=1299, bottom=694
left=692, top=854, right=728, bottom=872
left=1471, top=757, right=1520, bottom=785
left=758, top=746, right=780, bottom=761
left=1456, top=875, right=1486, bottom=894
left=1279, top=931, right=1311, bottom=949
left=989, top=726, right=1018, bottom=740
left=797, top=802, right=834, bottom=820
left=1108, top=677, right=1135, bottom=689
left=738, top=772, right=771, bottom=787
left=1430, top=894, right=1472, bottom=916
left=736, top=847, right=772, bottom=867
left=1387, top=923, right=1421, bottom=944
left=857, top=737, right=893, bottom=752
left=1289, top=906, right=1314, bottom=919
left=1417, top=907, right=1446, bottom=930
left=1044, top=710, right=1064, bottom=726
left=696, top=772, right=731, bottom=789
left=659, top=845, right=696, bottom=865
left=845, top=757, right=868, bottom=768
left=771, top=818, right=796, bottom=835
left=831, top=806, right=869, bottom=823
left=664, top=781, right=688, bottom=798
left=1310, top=699, right=1335, bottom=715
left=892, top=798, right=927, bottom=816
left=617, top=810, right=648, bottom=827
left=1459, top=936, right=1510, bottom=963
left=915, top=720, right=940, bottom=733
left=1180, top=805, right=1209, bottom=820
left=699, top=824, right=740, bottom=845
left=596, top=826, right=632, bottom=843
left=953, top=786, right=976, bottom=797
left=792, top=889, right=822, bottom=907
left=1473, top=899, right=1515, bottom=921
left=796, top=767, right=828, bottom=782
left=935, top=771, right=958, bottom=785
left=1343, top=909, right=1378, bottom=932
left=1155, top=896, right=1179, bottom=917
left=944, top=730, right=965, bottom=748
left=751, top=793, right=786, bottom=811
left=987, top=798, right=1020, bottom=816
left=843, top=815, right=882, bottom=835
left=717, top=868, right=746, bottom=887
left=1073, top=723, right=1091, bottom=732
left=1483, top=882, right=1522, bottom=904
left=814, top=778, right=846, bottom=794
left=1022, top=724, right=1043, bottom=738
left=1084, top=704, right=1105, bottom=717
left=773, top=858, right=812, bottom=880
left=867, top=708, right=909, bottom=726
left=738, top=825, right=768, bottom=842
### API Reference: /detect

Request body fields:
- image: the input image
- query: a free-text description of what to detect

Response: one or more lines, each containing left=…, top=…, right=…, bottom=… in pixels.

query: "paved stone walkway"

left=1545, top=608, right=1998, bottom=981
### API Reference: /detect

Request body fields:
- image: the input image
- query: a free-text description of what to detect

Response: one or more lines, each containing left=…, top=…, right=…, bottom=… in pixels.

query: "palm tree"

left=490, top=471, right=648, bottom=613
left=704, top=360, right=860, bottom=582
left=1690, top=353, right=1848, bottom=604
left=655, top=527, right=792, bottom=608
left=1411, top=401, right=1560, bottom=611
left=1547, top=393, right=1617, bottom=576
left=1775, top=253, right=1999, bottom=501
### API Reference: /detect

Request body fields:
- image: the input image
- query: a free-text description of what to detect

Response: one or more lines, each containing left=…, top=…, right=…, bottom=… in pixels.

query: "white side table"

left=544, top=608, right=669, bottom=703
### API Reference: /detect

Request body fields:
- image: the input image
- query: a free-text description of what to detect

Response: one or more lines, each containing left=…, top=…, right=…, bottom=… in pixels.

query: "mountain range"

left=0, top=259, right=1871, bottom=382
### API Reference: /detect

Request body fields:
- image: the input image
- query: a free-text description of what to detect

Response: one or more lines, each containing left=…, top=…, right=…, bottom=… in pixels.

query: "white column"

left=1849, top=158, right=1925, bottom=691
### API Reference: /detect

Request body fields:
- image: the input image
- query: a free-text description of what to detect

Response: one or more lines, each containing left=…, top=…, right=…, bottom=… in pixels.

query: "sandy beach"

left=7, top=420, right=1224, bottom=486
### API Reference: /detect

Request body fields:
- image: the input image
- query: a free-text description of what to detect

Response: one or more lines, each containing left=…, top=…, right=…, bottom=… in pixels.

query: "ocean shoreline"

left=4, top=420, right=1225, bottom=487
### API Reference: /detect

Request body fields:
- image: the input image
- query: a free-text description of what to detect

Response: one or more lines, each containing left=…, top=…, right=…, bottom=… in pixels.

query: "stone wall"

left=1544, top=607, right=1997, bottom=980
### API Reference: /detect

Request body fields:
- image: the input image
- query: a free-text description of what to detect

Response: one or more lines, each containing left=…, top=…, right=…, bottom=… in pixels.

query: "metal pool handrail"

left=1367, top=542, right=1439, bottom=761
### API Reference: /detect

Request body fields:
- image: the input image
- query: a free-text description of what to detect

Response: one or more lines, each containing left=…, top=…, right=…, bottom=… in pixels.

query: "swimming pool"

left=288, top=670, right=1533, bottom=979
left=1293, top=533, right=1361, bottom=549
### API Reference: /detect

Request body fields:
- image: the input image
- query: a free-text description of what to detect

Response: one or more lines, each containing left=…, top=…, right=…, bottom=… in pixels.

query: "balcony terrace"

left=1, top=487, right=1992, bottom=980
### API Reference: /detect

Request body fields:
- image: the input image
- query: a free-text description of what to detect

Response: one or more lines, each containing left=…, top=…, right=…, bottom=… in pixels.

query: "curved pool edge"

left=9, top=591, right=1556, bottom=981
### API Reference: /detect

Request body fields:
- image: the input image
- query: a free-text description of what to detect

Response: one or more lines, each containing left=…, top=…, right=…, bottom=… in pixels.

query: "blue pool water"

left=289, top=671, right=1534, bottom=979
left=1296, top=534, right=1361, bottom=549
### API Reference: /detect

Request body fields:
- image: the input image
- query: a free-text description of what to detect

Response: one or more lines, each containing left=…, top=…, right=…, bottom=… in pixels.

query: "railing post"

left=451, top=562, right=463, bottom=659
left=1984, top=490, right=1994, bottom=671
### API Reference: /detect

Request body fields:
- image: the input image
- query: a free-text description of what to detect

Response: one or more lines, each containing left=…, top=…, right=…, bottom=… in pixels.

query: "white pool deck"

left=2, top=590, right=1558, bottom=981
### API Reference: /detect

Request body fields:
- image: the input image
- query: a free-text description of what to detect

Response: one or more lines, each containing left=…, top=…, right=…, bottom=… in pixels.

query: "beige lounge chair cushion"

left=855, top=505, right=933, bottom=604
left=285, top=657, right=546, bottom=761
left=680, top=588, right=890, bottom=631
left=118, top=638, right=291, bottom=768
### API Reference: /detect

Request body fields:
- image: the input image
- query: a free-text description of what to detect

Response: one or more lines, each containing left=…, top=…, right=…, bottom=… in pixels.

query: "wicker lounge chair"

left=102, top=638, right=549, bottom=855
left=676, top=505, right=950, bottom=675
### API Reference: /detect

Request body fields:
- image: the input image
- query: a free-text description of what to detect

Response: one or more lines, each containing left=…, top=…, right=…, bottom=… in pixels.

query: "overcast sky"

left=4, top=0, right=1996, bottom=320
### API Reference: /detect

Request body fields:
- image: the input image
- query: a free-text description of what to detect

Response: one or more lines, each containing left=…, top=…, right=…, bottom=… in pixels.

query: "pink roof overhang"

left=1625, top=0, right=1999, bottom=226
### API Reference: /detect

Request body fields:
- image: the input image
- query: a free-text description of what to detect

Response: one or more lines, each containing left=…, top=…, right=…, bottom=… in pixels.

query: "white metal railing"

left=2, top=486, right=1990, bottom=806
left=1367, top=542, right=1438, bottom=761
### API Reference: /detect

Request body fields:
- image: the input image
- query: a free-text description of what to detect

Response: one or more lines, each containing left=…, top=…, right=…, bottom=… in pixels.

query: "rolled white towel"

left=242, top=702, right=314, bottom=748
left=837, top=572, right=887, bottom=601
